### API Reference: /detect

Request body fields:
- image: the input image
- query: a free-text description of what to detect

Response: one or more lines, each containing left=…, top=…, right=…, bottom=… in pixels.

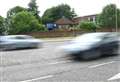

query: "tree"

left=117, top=9, right=120, bottom=27
left=8, top=11, right=45, bottom=34
left=42, top=4, right=77, bottom=24
left=0, top=16, right=5, bottom=35
left=97, top=4, right=120, bottom=29
left=7, top=6, right=27, bottom=18
left=6, top=6, right=27, bottom=31
left=78, top=21, right=97, bottom=32
left=28, top=0, right=41, bottom=22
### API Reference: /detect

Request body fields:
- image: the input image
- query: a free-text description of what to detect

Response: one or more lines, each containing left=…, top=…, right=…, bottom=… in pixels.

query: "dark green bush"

left=78, top=21, right=98, bottom=32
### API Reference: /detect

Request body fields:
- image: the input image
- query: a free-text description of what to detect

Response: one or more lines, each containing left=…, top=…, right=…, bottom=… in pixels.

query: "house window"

left=93, top=16, right=96, bottom=22
left=90, top=17, right=93, bottom=21
left=88, top=16, right=96, bottom=22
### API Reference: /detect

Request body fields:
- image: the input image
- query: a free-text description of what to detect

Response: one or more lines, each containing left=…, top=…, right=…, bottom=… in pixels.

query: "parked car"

left=0, top=35, right=43, bottom=50
left=60, top=32, right=119, bottom=60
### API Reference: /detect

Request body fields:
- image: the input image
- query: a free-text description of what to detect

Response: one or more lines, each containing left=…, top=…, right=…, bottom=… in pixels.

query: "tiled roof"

left=55, top=17, right=74, bottom=25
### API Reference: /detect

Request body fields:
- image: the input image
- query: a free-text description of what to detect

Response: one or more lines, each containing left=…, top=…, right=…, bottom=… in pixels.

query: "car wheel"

left=112, top=48, right=119, bottom=55
left=81, top=50, right=101, bottom=60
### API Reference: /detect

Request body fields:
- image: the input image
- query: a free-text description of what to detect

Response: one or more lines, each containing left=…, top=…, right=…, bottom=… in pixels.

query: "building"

left=73, top=14, right=97, bottom=24
left=55, top=16, right=74, bottom=29
left=54, top=14, right=97, bottom=30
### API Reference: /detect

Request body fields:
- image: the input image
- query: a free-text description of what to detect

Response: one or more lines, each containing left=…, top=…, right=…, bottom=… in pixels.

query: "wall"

left=23, top=28, right=120, bottom=38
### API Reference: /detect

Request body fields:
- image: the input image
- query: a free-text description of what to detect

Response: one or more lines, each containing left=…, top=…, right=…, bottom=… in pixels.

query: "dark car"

left=60, top=32, right=119, bottom=60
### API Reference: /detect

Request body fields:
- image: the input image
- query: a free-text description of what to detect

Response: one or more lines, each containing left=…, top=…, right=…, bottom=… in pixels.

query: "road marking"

left=19, top=75, right=53, bottom=82
left=19, top=60, right=71, bottom=82
left=88, top=61, right=115, bottom=68
left=48, top=60, right=71, bottom=65
left=108, top=73, right=120, bottom=81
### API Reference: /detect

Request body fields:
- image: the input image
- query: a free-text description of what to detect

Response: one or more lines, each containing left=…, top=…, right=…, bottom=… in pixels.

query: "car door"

left=11, top=36, right=29, bottom=48
left=98, top=34, right=118, bottom=55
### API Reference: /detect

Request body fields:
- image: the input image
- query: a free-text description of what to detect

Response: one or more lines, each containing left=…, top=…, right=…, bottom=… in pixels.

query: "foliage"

left=0, top=16, right=5, bottom=35
left=8, top=11, right=46, bottom=34
left=78, top=21, right=98, bottom=32
left=117, top=9, right=120, bottom=27
left=28, top=0, right=41, bottom=23
left=7, top=6, right=27, bottom=18
left=6, top=6, right=27, bottom=32
left=42, top=4, right=77, bottom=24
left=97, top=4, right=120, bottom=28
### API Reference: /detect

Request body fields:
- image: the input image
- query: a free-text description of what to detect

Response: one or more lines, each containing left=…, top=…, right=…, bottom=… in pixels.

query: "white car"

left=60, top=32, right=119, bottom=60
left=0, top=35, right=43, bottom=50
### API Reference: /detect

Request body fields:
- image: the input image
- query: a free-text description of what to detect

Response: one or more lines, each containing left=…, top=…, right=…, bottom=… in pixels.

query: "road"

left=0, top=41, right=120, bottom=82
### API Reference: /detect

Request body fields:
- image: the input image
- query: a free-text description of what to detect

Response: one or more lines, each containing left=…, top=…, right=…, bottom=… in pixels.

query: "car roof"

left=77, top=32, right=108, bottom=38
left=74, top=32, right=119, bottom=41
left=78, top=32, right=119, bottom=37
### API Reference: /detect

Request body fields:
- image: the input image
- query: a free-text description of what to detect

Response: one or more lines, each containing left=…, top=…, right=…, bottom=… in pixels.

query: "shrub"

left=78, top=21, right=98, bottom=32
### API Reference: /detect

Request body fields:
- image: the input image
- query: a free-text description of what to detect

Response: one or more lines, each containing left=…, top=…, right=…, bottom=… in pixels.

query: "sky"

left=0, top=0, right=120, bottom=17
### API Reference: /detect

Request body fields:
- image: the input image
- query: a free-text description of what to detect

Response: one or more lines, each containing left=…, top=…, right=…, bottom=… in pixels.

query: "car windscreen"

left=73, top=33, right=107, bottom=43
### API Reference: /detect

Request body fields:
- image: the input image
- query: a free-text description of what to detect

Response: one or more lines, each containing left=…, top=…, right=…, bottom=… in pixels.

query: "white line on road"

left=88, top=61, right=115, bottom=68
left=19, top=60, right=71, bottom=82
left=19, top=75, right=53, bottom=82
left=48, top=60, right=71, bottom=65
left=108, top=73, right=120, bottom=81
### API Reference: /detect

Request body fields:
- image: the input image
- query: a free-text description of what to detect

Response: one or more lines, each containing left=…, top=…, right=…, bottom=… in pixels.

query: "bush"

left=78, top=21, right=98, bottom=32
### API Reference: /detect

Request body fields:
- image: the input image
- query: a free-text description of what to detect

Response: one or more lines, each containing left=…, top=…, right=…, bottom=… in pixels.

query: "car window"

left=14, top=36, right=26, bottom=39
left=12, top=36, right=33, bottom=39
left=101, top=33, right=117, bottom=41
left=74, top=33, right=106, bottom=42
left=102, top=36, right=110, bottom=40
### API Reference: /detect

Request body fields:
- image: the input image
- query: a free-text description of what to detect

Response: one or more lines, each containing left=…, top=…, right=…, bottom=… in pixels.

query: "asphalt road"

left=0, top=41, right=120, bottom=82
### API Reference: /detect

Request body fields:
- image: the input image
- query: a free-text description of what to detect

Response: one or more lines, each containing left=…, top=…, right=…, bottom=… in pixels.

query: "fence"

left=23, top=28, right=120, bottom=38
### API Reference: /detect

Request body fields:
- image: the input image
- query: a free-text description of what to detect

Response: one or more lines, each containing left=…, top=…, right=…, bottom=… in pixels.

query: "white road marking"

left=108, top=73, right=120, bottom=81
left=88, top=61, right=115, bottom=68
left=19, top=75, right=53, bottom=82
left=48, top=60, right=71, bottom=65
left=19, top=60, right=71, bottom=82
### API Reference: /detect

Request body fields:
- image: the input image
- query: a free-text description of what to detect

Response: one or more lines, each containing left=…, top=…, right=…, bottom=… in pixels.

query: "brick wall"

left=23, top=28, right=120, bottom=38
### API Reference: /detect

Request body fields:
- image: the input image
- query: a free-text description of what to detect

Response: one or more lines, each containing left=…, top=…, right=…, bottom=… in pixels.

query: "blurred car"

left=60, top=32, right=119, bottom=60
left=0, top=35, right=43, bottom=50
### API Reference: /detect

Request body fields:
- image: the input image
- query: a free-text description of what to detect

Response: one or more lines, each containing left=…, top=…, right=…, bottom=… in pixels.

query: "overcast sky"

left=0, top=0, right=119, bottom=17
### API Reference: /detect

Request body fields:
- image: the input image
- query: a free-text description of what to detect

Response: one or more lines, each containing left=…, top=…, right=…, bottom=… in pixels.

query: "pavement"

left=41, top=37, right=74, bottom=42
